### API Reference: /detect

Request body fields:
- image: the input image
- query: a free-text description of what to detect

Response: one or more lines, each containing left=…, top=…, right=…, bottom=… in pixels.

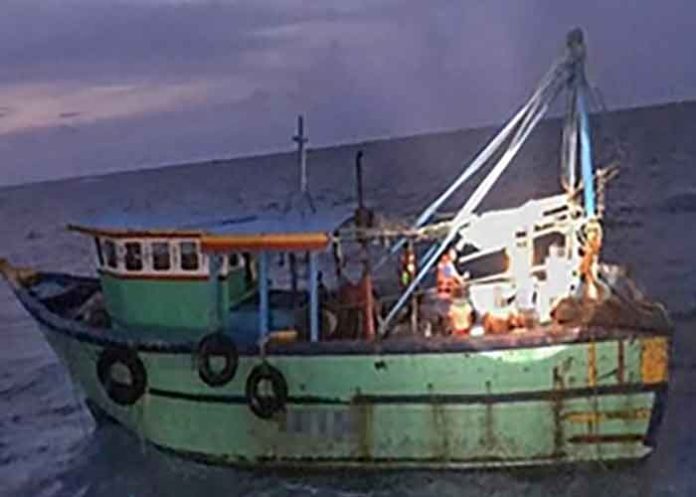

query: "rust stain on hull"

left=353, top=398, right=373, bottom=461
left=551, top=366, right=565, bottom=458
left=617, top=339, right=625, bottom=384
left=587, top=341, right=598, bottom=388
left=563, top=408, right=651, bottom=424
left=483, top=381, right=496, bottom=453
left=431, top=397, right=450, bottom=460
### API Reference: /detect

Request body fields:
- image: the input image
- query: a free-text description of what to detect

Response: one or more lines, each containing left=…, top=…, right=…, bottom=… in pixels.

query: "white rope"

left=561, top=85, right=579, bottom=192
left=380, top=88, right=557, bottom=334
left=451, top=87, right=559, bottom=228
left=415, top=57, right=566, bottom=228
left=374, top=58, right=569, bottom=272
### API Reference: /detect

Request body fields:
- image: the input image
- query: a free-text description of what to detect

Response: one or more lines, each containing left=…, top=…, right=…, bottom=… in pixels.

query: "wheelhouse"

left=67, top=211, right=346, bottom=346
left=70, top=225, right=258, bottom=333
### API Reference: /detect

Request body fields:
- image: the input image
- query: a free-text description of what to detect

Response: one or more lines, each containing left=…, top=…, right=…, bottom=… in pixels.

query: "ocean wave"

left=672, top=304, right=696, bottom=322
left=661, top=190, right=696, bottom=214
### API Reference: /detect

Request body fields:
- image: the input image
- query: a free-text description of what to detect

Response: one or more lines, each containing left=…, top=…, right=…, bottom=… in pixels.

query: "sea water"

left=1, top=102, right=696, bottom=496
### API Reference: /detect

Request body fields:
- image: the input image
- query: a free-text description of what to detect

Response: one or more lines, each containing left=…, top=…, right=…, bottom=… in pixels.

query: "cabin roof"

left=68, top=204, right=353, bottom=252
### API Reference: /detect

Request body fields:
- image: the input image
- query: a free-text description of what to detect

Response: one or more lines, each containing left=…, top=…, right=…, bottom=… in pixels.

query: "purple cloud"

left=1, top=0, right=695, bottom=184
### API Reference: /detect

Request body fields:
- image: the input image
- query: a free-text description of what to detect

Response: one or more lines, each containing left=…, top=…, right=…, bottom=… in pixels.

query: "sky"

left=1, top=0, right=695, bottom=185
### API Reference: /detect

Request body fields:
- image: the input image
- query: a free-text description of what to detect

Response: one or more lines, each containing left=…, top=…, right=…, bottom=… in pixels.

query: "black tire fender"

left=197, top=333, right=239, bottom=387
left=245, top=363, right=288, bottom=419
left=97, top=347, right=147, bottom=406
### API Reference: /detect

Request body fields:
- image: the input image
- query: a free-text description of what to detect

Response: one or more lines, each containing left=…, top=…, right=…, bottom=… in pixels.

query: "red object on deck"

left=361, top=273, right=376, bottom=340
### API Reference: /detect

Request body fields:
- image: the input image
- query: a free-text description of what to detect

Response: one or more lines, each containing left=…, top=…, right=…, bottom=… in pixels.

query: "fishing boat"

left=0, top=30, right=671, bottom=469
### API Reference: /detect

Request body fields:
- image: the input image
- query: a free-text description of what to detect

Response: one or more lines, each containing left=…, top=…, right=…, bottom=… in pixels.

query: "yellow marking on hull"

left=563, top=408, right=651, bottom=424
left=641, top=337, right=669, bottom=384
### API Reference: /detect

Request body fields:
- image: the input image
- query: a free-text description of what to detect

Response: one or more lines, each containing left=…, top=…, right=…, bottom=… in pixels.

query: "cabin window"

left=228, top=253, right=243, bottom=269
left=152, top=242, right=171, bottom=271
left=104, top=240, right=117, bottom=269
left=180, top=241, right=199, bottom=271
left=124, top=242, right=143, bottom=271
left=94, top=238, right=104, bottom=266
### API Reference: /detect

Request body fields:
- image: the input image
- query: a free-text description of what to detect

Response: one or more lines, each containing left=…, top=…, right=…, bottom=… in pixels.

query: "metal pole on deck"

left=354, top=151, right=375, bottom=339
left=289, top=252, right=298, bottom=315
left=258, top=251, right=269, bottom=339
left=356, top=150, right=365, bottom=211
left=308, top=252, right=319, bottom=342
left=407, top=240, right=418, bottom=333
left=578, top=88, right=596, bottom=217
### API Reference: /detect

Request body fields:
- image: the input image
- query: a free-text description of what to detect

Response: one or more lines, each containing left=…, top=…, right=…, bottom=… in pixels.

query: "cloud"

left=1, top=0, right=696, bottom=184
left=0, top=0, right=403, bottom=85
left=0, top=80, right=246, bottom=135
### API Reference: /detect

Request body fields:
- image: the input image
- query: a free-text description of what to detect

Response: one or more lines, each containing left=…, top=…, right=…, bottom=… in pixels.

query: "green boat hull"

left=40, top=324, right=667, bottom=469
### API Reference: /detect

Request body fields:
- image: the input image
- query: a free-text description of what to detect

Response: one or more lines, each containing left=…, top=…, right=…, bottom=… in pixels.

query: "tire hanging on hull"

left=246, top=363, right=288, bottom=419
left=197, top=333, right=239, bottom=387
left=97, top=347, right=147, bottom=406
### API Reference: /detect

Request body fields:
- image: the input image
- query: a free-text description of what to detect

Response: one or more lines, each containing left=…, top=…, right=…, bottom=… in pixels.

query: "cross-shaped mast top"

left=292, top=114, right=308, bottom=194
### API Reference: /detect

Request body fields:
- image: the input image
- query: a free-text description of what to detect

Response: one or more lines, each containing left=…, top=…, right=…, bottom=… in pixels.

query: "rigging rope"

left=374, top=56, right=570, bottom=272
left=380, top=80, right=564, bottom=335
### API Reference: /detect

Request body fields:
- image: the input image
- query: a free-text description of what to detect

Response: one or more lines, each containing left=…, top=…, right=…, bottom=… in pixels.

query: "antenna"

left=285, top=114, right=315, bottom=214
left=292, top=114, right=308, bottom=194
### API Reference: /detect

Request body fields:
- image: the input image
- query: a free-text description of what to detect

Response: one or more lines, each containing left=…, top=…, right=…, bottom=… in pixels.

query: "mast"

left=564, top=28, right=596, bottom=217
left=378, top=28, right=599, bottom=335
left=287, top=114, right=316, bottom=214
left=293, top=115, right=309, bottom=195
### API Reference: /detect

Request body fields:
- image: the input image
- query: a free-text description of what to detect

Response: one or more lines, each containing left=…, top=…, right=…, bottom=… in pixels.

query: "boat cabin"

left=68, top=211, right=349, bottom=346
left=74, top=229, right=255, bottom=332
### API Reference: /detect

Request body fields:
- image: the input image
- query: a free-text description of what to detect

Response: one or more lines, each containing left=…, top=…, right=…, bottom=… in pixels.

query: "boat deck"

left=16, top=270, right=671, bottom=356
